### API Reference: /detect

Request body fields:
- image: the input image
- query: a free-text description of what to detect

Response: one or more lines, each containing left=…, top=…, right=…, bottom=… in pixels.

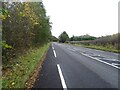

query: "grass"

left=84, top=45, right=119, bottom=53
left=73, top=44, right=119, bottom=53
left=0, top=78, right=2, bottom=89
left=2, top=43, right=50, bottom=88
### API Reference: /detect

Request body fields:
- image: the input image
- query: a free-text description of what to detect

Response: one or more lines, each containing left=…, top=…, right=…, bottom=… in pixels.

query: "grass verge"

left=2, top=43, right=50, bottom=88
left=73, top=44, right=119, bottom=53
left=0, top=78, right=2, bottom=90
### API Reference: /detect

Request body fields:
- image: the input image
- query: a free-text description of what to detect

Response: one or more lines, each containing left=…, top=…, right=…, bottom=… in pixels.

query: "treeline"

left=85, top=33, right=119, bottom=50
left=52, top=36, right=58, bottom=42
left=2, top=2, right=52, bottom=64
left=57, top=31, right=96, bottom=43
left=70, top=34, right=96, bottom=41
left=70, top=33, right=119, bottom=51
left=57, top=31, right=119, bottom=52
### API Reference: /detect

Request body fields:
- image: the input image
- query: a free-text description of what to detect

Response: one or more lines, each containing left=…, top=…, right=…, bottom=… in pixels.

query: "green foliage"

left=52, top=36, right=58, bottom=42
left=2, top=43, right=50, bottom=88
left=70, top=34, right=96, bottom=41
left=0, top=78, right=1, bottom=90
left=70, top=33, right=120, bottom=53
left=2, top=2, right=52, bottom=63
left=84, top=44, right=119, bottom=53
left=59, top=31, right=69, bottom=43
left=2, top=2, right=52, bottom=88
left=1, top=41, right=12, bottom=49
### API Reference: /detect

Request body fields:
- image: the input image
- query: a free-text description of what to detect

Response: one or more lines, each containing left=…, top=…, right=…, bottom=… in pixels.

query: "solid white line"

left=106, top=59, right=119, bottom=62
left=52, top=47, right=54, bottom=50
left=53, top=50, right=57, bottom=57
left=57, top=64, right=67, bottom=89
left=112, top=63, right=120, bottom=66
left=81, top=52, right=120, bottom=70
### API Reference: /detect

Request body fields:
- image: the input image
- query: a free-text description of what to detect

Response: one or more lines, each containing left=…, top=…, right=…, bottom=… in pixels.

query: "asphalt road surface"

left=33, top=42, right=119, bottom=89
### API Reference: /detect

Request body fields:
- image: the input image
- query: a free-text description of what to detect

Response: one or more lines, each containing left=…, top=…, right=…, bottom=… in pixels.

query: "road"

left=33, top=42, right=119, bottom=89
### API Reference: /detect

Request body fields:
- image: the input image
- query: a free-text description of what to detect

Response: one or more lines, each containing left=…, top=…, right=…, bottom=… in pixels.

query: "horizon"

left=52, top=31, right=119, bottom=38
left=43, top=0, right=119, bottom=38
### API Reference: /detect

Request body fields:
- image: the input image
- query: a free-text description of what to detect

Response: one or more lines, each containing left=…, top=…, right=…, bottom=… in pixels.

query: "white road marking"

left=67, top=48, right=76, bottom=52
left=80, top=52, right=120, bottom=70
left=52, top=47, right=54, bottom=50
left=112, top=63, right=120, bottom=66
left=53, top=50, right=57, bottom=57
left=52, top=45, right=56, bottom=57
left=104, top=59, right=119, bottom=62
left=57, top=64, right=67, bottom=89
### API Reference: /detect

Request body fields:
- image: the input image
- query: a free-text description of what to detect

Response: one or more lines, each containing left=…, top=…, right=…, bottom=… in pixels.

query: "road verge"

left=25, top=44, right=50, bottom=89
left=2, top=43, right=50, bottom=88
left=69, top=43, right=119, bottom=53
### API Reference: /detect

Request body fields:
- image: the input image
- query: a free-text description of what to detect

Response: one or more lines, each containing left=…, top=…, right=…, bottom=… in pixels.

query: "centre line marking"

left=52, top=47, right=54, bottom=50
left=53, top=50, right=57, bottom=57
left=57, top=64, right=67, bottom=89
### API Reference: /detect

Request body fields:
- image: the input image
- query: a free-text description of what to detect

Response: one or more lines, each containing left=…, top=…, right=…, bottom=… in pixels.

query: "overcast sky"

left=43, top=0, right=119, bottom=38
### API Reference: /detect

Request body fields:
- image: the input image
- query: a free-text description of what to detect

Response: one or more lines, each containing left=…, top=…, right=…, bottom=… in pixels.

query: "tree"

left=52, top=36, right=58, bottom=42
left=2, top=2, right=52, bottom=63
left=59, top=31, right=69, bottom=43
left=70, top=34, right=96, bottom=41
left=70, top=35, right=74, bottom=41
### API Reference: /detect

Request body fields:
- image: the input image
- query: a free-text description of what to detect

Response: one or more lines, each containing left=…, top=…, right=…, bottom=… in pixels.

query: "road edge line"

left=81, top=53, right=120, bottom=69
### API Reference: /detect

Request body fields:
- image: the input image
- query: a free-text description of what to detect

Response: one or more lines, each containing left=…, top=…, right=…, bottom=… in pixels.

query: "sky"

left=43, top=0, right=119, bottom=38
